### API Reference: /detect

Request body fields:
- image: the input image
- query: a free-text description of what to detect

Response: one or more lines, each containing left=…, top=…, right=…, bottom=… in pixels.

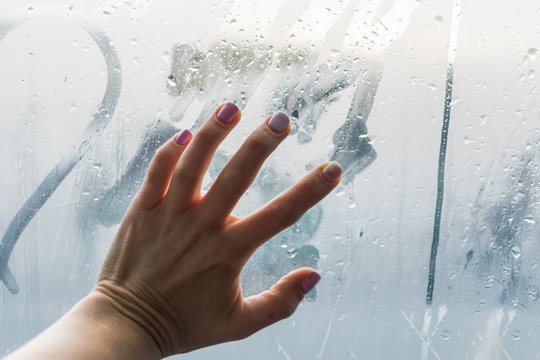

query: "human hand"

left=92, top=103, right=342, bottom=357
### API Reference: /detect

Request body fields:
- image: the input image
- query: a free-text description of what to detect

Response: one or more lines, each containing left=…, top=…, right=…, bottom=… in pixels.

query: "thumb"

left=234, top=268, right=321, bottom=339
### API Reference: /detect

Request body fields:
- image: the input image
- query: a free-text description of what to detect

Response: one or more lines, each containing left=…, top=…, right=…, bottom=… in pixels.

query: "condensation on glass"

left=1, top=0, right=539, bottom=358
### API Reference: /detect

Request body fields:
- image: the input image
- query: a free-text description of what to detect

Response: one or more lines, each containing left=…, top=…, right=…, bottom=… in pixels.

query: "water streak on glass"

left=0, top=4, right=122, bottom=294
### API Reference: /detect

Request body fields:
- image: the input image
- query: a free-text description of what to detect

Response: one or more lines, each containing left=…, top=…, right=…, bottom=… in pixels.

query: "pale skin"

left=5, top=103, right=342, bottom=359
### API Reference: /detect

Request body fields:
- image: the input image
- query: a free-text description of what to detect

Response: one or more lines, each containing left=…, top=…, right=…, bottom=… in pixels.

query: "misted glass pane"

left=1, top=1, right=539, bottom=358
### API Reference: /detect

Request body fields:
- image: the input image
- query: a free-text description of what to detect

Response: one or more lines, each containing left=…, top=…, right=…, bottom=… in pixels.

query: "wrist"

left=92, top=280, right=187, bottom=357
left=5, top=289, right=162, bottom=360
left=80, top=289, right=162, bottom=360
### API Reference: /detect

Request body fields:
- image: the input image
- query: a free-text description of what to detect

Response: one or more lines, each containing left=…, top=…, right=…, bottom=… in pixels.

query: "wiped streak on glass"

left=421, top=3, right=461, bottom=358
left=420, top=62, right=454, bottom=360
left=425, top=0, right=462, bottom=307
left=0, top=5, right=122, bottom=294
left=425, top=62, right=454, bottom=306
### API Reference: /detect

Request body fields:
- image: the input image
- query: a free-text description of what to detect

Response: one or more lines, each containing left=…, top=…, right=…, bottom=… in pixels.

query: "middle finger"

left=199, top=111, right=291, bottom=224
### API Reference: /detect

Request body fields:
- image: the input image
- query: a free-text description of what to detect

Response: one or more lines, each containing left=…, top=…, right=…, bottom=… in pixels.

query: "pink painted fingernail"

left=322, top=162, right=342, bottom=183
left=176, top=129, right=192, bottom=145
left=268, top=111, right=290, bottom=133
left=217, top=102, right=239, bottom=124
left=301, top=272, right=321, bottom=294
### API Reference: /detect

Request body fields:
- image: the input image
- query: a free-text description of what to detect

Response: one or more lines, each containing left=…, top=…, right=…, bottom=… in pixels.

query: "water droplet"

left=287, top=248, right=298, bottom=258
left=162, top=51, right=170, bottom=62
left=434, top=15, right=444, bottom=22
left=450, top=98, right=461, bottom=106
left=428, top=83, right=438, bottom=91
left=480, top=113, right=487, bottom=125
left=511, top=246, right=521, bottom=259
left=440, top=329, right=451, bottom=340
left=335, top=186, right=345, bottom=197
left=527, top=48, right=537, bottom=61
left=527, top=286, right=538, bottom=300
left=167, top=74, right=177, bottom=87
left=524, top=217, right=536, bottom=224
left=511, top=329, right=521, bottom=340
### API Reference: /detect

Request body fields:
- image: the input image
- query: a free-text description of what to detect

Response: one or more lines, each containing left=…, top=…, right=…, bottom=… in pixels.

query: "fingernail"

left=322, top=162, right=342, bottom=183
left=176, top=129, right=192, bottom=145
left=301, top=272, right=321, bottom=294
left=217, top=102, right=239, bottom=124
left=268, top=111, right=290, bottom=134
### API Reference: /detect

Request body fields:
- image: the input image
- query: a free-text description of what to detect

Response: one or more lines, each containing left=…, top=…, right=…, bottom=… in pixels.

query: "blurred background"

left=1, top=0, right=539, bottom=358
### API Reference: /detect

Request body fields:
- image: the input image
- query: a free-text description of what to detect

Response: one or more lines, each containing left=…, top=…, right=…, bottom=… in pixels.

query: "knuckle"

left=149, top=149, right=167, bottom=170
left=155, top=140, right=177, bottom=161
left=193, top=124, right=222, bottom=148
left=275, top=297, right=298, bottom=320
left=196, top=126, right=215, bottom=143
left=219, top=168, right=244, bottom=189
left=201, top=116, right=231, bottom=139
left=175, top=164, right=199, bottom=187
left=267, top=202, right=299, bottom=231
left=245, top=135, right=270, bottom=156
left=144, top=166, right=163, bottom=187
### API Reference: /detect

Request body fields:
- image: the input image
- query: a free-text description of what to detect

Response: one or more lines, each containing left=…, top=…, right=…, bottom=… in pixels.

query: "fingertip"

left=267, top=111, right=291, bottom=134
left=175, top=129, right=193, bottom=146
left=321, top=161, right=342, bottom=184
left=273, top=268, right=318, bottom=301
left=301, top=271, right=321, bottom=294
left=216, top=102, right=241, bottom=125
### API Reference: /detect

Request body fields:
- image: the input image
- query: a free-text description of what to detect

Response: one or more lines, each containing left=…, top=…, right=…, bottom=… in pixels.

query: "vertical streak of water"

left=422, top=1, right=462, bottom=358
left=425, top=0, right=462, bottom=307
left=425, top=62, right=454, bottom=305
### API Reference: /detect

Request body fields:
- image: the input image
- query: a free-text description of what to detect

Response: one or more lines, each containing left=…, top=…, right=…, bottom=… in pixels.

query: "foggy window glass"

left=1, top=1, right=539, bottom=358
